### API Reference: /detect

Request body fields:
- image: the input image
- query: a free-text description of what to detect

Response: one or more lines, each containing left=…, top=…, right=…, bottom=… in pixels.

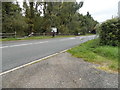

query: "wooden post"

left=15, top=31, right=16, bottom=38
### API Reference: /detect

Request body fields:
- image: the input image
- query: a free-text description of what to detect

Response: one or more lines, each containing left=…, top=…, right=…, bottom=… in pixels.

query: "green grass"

left=0, top=38, right=21, bottom=41
left=0, top=34, right=95, bottom=41
left=68, top=39, right=118, bottom=72
left=0, top=34, right=96, bottom=41
left=0, top=35, right=76, bottom=41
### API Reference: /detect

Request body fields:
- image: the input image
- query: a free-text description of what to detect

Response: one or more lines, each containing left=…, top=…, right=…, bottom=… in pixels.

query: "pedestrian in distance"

left=52, top=31, right=55, bottom=38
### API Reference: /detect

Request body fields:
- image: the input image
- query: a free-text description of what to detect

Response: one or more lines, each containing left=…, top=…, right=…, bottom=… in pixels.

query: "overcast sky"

left=18, top=0, right=119, bottom=22
left=77, top=0, right=119, bottom=22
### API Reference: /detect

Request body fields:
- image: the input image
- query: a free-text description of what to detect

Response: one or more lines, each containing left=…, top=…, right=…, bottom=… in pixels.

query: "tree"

left=2, top=1, right=98, bottom=37
left=79, top=12, right=98, bottom=34
left=2, top=2, right=28, bottom=36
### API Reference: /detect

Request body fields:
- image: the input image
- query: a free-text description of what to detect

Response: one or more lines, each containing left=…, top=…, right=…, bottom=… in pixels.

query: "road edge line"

left=0, top=48, right=70, bottom=76
left=1, top=36, right=96, bottom=76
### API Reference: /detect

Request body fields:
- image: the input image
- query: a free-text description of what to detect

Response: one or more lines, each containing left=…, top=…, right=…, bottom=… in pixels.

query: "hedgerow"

left=99, top=18, right=119, bottom=46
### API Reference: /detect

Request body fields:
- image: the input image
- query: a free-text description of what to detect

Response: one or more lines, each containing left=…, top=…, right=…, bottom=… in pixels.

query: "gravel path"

left=2, top=52, right=118, bottom=88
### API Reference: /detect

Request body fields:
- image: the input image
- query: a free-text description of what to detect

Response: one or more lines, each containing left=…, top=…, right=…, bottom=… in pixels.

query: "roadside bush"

left=99, top=18, right=119, bottom=46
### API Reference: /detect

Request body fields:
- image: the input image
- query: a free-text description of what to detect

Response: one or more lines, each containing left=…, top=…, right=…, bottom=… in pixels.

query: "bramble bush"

left=99, top=18, right=119, bottom=46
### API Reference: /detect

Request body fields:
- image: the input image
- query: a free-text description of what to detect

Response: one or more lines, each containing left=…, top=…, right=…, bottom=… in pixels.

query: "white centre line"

left=1, top=36, right=96, bottom=49
left=1, top=37, right=76, bottom=49
left=60, top=37, right=76, bottom=41
left=0, top=41, right=49, bottom=49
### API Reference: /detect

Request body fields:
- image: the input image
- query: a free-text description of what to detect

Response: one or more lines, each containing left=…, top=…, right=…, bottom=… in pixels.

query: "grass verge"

left=0, top=35, right=75, bottom=41
left=0, top=34, right=95, bottom=41
left=68, top=39, right=118, bottom=72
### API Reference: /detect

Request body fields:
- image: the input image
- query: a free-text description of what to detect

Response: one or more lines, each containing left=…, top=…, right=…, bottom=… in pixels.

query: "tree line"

left=2, top=1, right=98, bottom=37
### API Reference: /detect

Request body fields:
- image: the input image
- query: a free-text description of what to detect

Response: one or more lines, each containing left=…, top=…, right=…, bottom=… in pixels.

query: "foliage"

left=99, top=18, right=119, bottom=46
left=0, top=35, right=75, bottom=41
left=2, top=2, right=28, bottom=36
left=2, top=1, right=98, bottom=37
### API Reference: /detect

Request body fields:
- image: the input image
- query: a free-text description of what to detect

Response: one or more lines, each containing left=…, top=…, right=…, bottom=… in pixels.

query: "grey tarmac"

left=2, top=35, right=96, bottom=72
left=2, top=52, right=118, bottom=88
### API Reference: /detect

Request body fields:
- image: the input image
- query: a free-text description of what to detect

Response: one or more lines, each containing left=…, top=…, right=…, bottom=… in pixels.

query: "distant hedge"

left=99, top=18, right=119, bottom=46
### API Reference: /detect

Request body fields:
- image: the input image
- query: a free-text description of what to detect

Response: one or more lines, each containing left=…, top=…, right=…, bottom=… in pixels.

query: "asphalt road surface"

left=1, top=35, right=96, bottom=72
left=2, top=52, right=118, bottom=88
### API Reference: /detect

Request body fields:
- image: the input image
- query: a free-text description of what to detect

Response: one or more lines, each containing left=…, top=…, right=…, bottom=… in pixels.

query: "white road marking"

left=69, top=37, right=76, bottom=39
left=60, top=37, right=76, bottom=41
left=0, top=35, right=96, bottom=75
left=1, top=36, right=96, bottom=48
left=0, top=41, right=49, bottom=49
left=1, top=37, right=76, bottom=48
left=0, top=48, right=70, bottom=76
left=60, top=39, right=69, bottom=41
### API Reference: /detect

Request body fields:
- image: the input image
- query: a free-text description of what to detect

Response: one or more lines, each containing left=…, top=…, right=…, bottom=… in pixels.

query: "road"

left=1, top=35, right=96, bottom=72
left=2, top=52, right=118, bottom=88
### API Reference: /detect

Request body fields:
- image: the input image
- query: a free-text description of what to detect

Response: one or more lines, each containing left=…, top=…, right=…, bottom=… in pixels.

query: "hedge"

left=99, top=18, right=119, bottom=46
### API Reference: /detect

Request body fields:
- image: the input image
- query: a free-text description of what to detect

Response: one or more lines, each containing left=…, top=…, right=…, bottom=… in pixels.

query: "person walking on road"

left=52, top=31, right=55, bottom=38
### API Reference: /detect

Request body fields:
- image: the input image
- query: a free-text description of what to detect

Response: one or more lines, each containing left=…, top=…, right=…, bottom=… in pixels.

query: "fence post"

left=15, top=31, right=16, bottom=38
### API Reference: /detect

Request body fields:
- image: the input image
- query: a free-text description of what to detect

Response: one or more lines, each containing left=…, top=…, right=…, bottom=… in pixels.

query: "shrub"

left=99, top=18, right=119, bottom=46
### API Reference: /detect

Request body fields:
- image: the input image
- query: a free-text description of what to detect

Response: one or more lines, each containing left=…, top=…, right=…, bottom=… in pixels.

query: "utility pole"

left=118, top=1, right=120, bottom=17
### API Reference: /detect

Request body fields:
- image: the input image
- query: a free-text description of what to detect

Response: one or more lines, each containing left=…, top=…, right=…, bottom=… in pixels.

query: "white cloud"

left=18, top=0, right=119, bottom=22
left=78, top=0, right=119, bottom=22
